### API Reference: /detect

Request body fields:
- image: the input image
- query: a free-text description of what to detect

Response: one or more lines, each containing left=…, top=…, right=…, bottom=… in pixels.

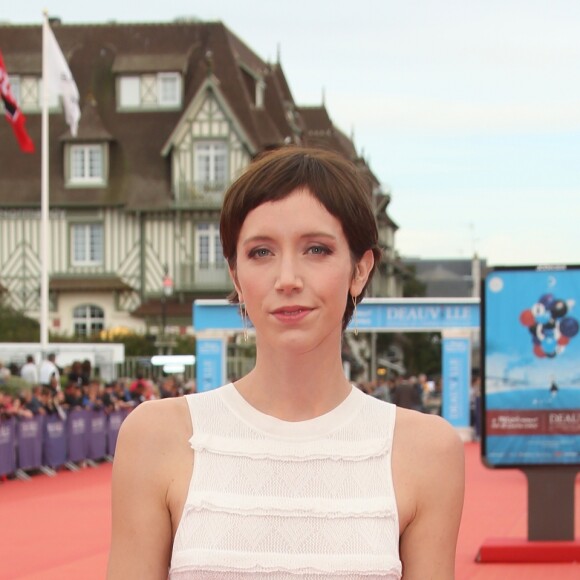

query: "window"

left=71, top=223, right=104, bottom=266
left=194, top=142, right=228, bottom=192
left=0, top=76, right=60, bottom=113
left=69, top=144, right=105, bottom=185
left=118, top=73, right=181, bottom=109
left=255, top=79, right=266, bottom=109
left=37, top=78, right=60, bottom=109
left=9, top=75, right=21, bottom=104
left=195, top=223, right=225, bottom=268
left=119, top=76, right=140, bottom=108
left=158, top=73, right=181, bottom=107
left=73, top=305, right=104, bottom=337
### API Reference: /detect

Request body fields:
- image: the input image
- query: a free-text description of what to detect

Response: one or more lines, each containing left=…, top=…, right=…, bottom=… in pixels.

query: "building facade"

left=403, top=256, right=487, bottom=298
left=0, top=19, right=402, bottom=338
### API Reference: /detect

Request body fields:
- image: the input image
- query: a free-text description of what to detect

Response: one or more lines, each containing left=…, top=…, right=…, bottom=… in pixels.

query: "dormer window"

left=67, top=144, right=107, bottom=187
left=194, top=142, right=228, bottom=193
left=255, top=79, right=265, bottom=109
left=119, top=76, right=140, bottom=108
left=158, top=73, right=180, bottom=106
left=239, top=63, right=265, bottom=109
left=118, top=72, right=182, bottom=110
left=9, top=75, right=21, bottom=103
left=3, top=75, right=59, bottom=112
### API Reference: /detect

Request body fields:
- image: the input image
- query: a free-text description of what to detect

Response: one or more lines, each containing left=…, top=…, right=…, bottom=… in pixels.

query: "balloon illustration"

left=520, top=294, right=578, bottom=358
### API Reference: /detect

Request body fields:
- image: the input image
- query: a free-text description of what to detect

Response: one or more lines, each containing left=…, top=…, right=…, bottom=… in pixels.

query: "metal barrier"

left=0, top=409, right=130, bottom=479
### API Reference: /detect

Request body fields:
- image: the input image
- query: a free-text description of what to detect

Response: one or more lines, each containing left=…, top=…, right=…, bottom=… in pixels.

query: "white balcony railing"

left=173, top=181, right=228, bottom=208
left=177, top=262, right=232, bottom=290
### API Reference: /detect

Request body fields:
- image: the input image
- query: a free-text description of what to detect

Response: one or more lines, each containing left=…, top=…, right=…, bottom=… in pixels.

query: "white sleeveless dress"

left=169, top=383, right=402, bottom=579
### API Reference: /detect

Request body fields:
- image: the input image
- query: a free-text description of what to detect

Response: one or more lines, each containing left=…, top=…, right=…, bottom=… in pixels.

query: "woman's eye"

left=308, top=245, right=331, bottom=255
left=249, top=248, right=271, bottom=258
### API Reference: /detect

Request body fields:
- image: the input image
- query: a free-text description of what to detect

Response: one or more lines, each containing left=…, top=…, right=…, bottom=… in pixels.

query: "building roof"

left=404, top=257, right=488, bottom=298
left=131, top=298, right=194, bottom=318
left=3, top=52, right=41, bottom=73
left=296, top=105, right=382, bottom=191
left=49, top=275, right=134, bottom=292
left=0, top=19, right=394, bottom=226
left=0, top=20, right=282, bottom=209
left=111, top=53, right=189, bottom=74
left=375, top=193, right=399, bottom=230
left=60, top=97, right=114, bottom=142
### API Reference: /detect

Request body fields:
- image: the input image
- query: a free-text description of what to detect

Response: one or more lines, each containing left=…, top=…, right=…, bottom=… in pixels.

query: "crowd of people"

left=360, top=372, right=482, bottom=439
left=0, top=356, right=483, bottom=433
left=0, top=354, right=196, bottom=423
left=360, top=373, right=443, bottom=414
left=1, top=355, right=451, bottom=421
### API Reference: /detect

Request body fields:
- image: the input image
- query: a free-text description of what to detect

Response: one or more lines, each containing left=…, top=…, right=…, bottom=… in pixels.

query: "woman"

left=108, top=147, right=464, bottom=579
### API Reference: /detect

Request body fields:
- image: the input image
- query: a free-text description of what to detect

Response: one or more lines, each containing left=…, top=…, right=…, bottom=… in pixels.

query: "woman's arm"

left=395, top=412, right=465, bottom=579
left=107, top=400, right=178, bottom=579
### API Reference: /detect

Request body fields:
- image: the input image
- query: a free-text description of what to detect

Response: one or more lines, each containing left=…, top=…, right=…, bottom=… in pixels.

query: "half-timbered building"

left=0, top=18, right=403, bottom=338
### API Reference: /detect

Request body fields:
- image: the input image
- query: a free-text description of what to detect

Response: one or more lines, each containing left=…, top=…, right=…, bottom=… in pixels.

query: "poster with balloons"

left=482, top=265, right=580, bottom=467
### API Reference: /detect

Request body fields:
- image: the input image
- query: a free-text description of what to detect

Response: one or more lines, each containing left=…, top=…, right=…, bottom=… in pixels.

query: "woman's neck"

left=234, top=340, right=352, bottom=422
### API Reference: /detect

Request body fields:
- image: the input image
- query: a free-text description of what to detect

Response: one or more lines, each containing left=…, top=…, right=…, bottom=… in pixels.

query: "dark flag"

left=0, top=49, right=35, bottom=153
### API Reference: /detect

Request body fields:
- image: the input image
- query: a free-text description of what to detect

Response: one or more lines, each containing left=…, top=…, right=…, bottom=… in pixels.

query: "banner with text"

left=482, top=266, right=580, bottom=466
left=442, top=337, right=471, bottom=428
left=196, top=338, right=226, bottom=392
left=194, top=299, right=480, bottom=332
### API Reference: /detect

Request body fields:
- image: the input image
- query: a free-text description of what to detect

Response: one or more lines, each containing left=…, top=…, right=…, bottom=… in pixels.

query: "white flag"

left=43, top=18, right=81, bottom=136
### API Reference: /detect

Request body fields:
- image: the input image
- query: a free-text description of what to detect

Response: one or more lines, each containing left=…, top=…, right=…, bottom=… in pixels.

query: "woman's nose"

left=274, top=255, right=303, bottom=292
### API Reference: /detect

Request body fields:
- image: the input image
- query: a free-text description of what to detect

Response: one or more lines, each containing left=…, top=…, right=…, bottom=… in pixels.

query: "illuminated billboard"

left=482, top=265, right=580, bottom=467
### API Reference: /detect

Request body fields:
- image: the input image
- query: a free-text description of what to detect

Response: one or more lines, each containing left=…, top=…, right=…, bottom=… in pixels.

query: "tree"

left=0, top=305, right=40, bottom=342
left=402, top=265, right=441, bottom=375
left=376, top=265, right=441, bottom=377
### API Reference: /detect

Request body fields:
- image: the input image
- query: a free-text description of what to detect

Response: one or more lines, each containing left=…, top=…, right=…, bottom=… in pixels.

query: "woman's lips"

left=271, top=306, right=312, bottom=322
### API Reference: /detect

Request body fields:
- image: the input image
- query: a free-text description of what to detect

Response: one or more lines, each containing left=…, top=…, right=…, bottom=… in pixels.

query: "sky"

left=4, top=0, right=580, bottom=267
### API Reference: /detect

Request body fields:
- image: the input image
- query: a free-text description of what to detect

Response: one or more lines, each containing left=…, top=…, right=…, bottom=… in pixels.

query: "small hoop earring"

left=239, top=302, right=248, bottom=342
left=352, top=294, right=358, bottom=336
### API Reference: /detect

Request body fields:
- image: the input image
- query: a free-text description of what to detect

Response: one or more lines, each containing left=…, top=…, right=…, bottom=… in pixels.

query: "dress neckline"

left=218, top=382, right=364, bottom=440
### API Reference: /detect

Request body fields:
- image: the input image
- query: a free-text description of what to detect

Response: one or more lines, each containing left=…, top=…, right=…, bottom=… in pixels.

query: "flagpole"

left=40, top=11, right=50, bottom=353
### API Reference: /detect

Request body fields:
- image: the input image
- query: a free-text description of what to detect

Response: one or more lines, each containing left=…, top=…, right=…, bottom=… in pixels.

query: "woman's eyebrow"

left=300, top=231, right=337, bottom=241
left=242, top=232, right=337, bottom=245
left=240, top=235, right=275, bottom=246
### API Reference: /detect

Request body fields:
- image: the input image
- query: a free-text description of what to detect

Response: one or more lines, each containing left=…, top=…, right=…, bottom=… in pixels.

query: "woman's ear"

left=350, top=249, right=374, bottom=297
left=228, top=265, right=243, bottom=303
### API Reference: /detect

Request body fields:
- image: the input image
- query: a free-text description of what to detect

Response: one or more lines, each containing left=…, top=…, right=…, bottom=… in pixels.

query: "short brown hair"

left=220, top=146, right=381, bottom=329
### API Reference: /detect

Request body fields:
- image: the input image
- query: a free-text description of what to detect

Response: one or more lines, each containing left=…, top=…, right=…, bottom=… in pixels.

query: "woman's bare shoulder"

left=109, top=398, right=192, bottom=579
left=121, top=397, right=191, bottom=433
left=394, top=407, right=463, bottom=459
left=393, top=408, right=464, bottom=499
left=392, top=408, right=464, bottom=511
left=393, top=409, right=465, bottom=577
left=115, top=398, right=192, bottom=469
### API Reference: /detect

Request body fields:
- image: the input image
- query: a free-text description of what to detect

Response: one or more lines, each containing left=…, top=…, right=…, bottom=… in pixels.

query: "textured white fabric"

left=169, top=384, right=402, bottom=579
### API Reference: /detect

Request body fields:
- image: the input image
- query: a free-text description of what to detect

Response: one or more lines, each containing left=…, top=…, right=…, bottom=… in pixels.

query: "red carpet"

left=457, top=442, right=580, bottom=579
left=0, top=464, right=112, bottom=580
left=1, top=443, right=579, bottom=579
